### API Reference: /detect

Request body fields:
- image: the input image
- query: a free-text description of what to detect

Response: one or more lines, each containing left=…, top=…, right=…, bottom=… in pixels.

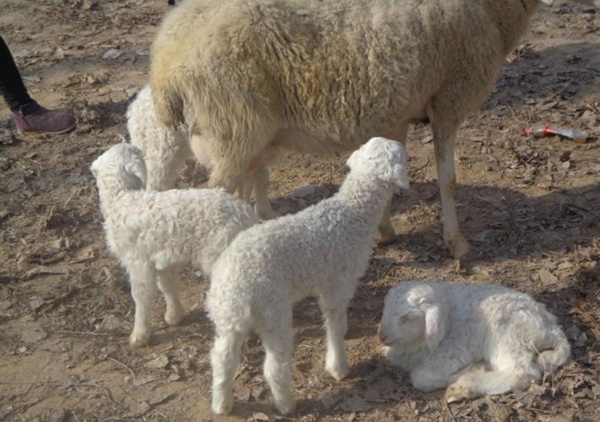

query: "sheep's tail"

left=536, top=327, right=571, bottom=374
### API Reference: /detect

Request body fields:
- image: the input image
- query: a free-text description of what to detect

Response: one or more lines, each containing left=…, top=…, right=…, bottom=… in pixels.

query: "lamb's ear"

left=424, top=304, right=446, bottom=351
left=385, top=162, right=410, bottom=189
left=124, top=159, right=147, bottom=189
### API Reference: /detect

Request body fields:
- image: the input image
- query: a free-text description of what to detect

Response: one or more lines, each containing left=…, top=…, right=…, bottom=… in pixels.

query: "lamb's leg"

left=318, top=297, right=350, bottom=380
left=431, top=117, right=469, bottom=259
left=210, top=329, right=246, bottom=415
left=128, top=265, right=158, bottom=348
left=156, top=267, right=185, bottom=326
left=410, top=350, right=473, bottom=392
left=445, top=347, right=541, bottom=402
left=259, top=318, right=296, bottom=415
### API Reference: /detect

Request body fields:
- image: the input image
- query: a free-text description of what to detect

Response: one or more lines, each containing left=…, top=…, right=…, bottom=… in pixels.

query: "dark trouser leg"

left=0, top=35, right=33, bottom=110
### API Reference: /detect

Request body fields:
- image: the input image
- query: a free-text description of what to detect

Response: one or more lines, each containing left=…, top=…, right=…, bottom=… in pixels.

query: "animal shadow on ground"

left=269, top=180, right=598, bottom=264
left=486, top=42, right=600, bottom=113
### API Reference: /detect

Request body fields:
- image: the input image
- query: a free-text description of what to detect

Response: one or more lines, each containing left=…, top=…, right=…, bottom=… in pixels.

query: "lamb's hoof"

left=212, top=395, right=234, bottom=415
left=327, top=362, right=350, bottom=381
left=444, top=383, right=477, bottom=403
left=275, top=397, right=296, bottom=415
left=129, top=333, right=150, bottom=348
left=164, top=307, right=186, bottom=326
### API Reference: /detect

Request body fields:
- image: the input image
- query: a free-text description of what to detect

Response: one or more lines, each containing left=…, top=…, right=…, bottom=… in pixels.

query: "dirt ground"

left=0, top=1, right=598, bottom=421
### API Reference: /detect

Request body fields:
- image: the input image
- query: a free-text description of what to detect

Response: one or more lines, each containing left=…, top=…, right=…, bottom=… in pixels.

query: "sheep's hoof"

left=448, top=235, right=470, bottom=260
left=129, top=333, right=150, bottom=348
left=275, top=397, right=296, bottom=415
left=444, top=383, right=477, bottom=403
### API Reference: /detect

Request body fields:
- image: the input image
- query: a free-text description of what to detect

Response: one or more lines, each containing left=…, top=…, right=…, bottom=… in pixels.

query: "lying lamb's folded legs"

left=445, top=346, right=541, bottom=402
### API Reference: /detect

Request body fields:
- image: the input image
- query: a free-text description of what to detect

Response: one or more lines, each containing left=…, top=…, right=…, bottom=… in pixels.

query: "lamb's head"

left=90, top=143, right=147, bottom=191
left=346, top=137, right=409, bottom=189
left=379, top=282, right=448, bottom=351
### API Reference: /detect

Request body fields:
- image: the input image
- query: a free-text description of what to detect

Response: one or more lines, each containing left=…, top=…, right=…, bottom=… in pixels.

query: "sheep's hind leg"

left=431, top=116, right=469, bottom=259
left=258, top=311, right=296, bottom=415
left=157, top=266, right=185, bottom=326
left=129, top=265, right=159, bottom=348
left=210, top=328, right=246, bottom=415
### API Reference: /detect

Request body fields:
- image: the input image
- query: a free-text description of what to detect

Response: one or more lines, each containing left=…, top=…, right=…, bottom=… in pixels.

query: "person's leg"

left=1, top=35, right=76, bottom=133
left=0, top=35, right=33, bottom=110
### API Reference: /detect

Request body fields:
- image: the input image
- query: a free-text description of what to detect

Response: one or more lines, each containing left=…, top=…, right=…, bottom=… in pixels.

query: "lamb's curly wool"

left=90, top=143, right=257, bottom=348
left=206, top=137, right=410, bottom=415
left=379, top=281, right=571, bottom=403
left=150, top=0, right=599, bottom=259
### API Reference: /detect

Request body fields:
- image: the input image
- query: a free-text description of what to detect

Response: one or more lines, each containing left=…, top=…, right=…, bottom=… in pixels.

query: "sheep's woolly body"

left=149, top=0, right=573, bottom=257
left=91, top=143, right=257, bottom=347
left=206, top=138, right=409, bottom=415
left=379, top=281, right=570, bottom=402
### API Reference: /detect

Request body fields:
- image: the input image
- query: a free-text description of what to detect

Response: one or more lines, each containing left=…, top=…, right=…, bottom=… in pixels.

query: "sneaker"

left=11, top=101, right=76, bottom=134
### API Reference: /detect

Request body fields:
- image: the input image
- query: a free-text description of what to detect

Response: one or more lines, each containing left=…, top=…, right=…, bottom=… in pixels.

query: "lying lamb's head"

left=346, top=137, right=409, bottom=189
left=90, top=143, right=147, bottom=190
left=379, top=282, right=448, bottom=351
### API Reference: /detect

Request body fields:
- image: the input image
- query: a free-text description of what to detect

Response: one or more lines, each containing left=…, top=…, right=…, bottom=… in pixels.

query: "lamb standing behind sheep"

left=379, top=281, right=571, bottom=403
left=126, top=85, right=274, bottom=218
left=150, top=0, right=599, bottom=259
left=206, top=137, right=410, bottom=415
left=90, top=143, right=258, bottom=348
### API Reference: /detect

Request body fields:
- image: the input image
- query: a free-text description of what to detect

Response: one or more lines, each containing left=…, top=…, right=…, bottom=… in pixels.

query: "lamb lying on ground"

left=90, top=143, right=257, bottom=348
left=150, top=0, right=599, bottom=259
left=126, top=85, right=273, bottom=218
left=379, top=281, right=571, bottom=403
left=206, top=137, right=410, bottom=415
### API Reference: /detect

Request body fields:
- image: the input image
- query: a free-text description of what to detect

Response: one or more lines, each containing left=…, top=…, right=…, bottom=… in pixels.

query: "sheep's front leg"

left=319, top=299, right=350, bottom=380
left=378, top=197, right=396, bottom=244
left=157, top=267, right=185, bottom=326
left=251, top=165, right=276, bottom=220
left=259, top=320, right=296, bottom=415
left=128, top=265, right=158, bottom=348
left=431, top=119, right=469, bottom=259
left=210, top=329, right=246, bottom=415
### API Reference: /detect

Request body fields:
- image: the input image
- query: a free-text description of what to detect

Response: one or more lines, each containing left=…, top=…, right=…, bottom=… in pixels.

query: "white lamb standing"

left=126, top=84, right=274, bottom=218
left=206, top=137, right=410, bottom=415
left=90, top=143, right=258, bottom=348
left=379, top=281, right=571, bottom=403
left=150, top=0, right=600, bottom=259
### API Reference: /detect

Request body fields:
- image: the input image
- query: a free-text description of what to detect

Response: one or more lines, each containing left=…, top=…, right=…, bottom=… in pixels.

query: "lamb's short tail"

left=536, top=328, right=571, bottom=374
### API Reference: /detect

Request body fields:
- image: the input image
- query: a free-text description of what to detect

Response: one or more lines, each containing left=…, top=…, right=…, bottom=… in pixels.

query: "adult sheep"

left=150, top=0, right=599, bottom=259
